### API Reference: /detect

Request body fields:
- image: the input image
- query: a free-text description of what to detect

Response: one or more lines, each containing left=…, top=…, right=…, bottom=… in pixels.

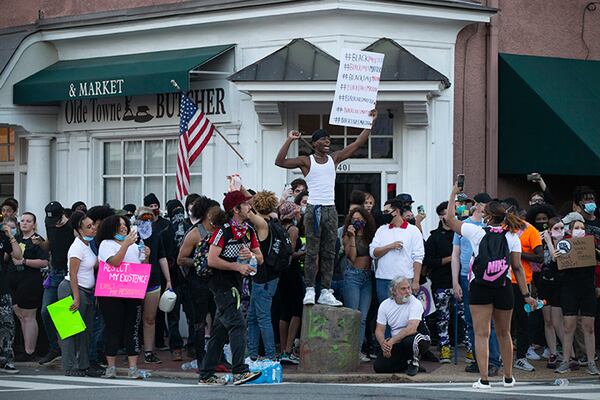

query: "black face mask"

left=408, top=218, right=416, bottom=225
left=382, top=212, right=393, bottom=224
left=534, top=222, right=548, bottom=232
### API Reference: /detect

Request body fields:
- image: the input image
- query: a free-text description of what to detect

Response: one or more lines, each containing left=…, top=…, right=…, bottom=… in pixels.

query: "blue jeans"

left=376, top=278, right=391, bottom=305
left=343, top=266, right=372, bottom=350
left=88, top=295, right=105, bottom=363
left=247, top=278, right=279, bottom=359
left=460, top=275, right=501, bottom=368
left=41, top=271, right=65, bottom=352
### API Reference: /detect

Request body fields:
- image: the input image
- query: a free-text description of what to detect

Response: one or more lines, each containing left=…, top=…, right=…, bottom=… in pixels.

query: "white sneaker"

left=541, top=347, right=551, bottom=360
left=503, top=375, right=516, bottom=388
left=472, top=378, right=491, bottom=389
left=317, top=289, right=342, bottom=306
left=359, top=353, right=370, bottom=363
left=303, top=287, right=316, bottom=305
left=526, top=345, right=542, bottom=360
left=514, top=357, right=535, bottom=371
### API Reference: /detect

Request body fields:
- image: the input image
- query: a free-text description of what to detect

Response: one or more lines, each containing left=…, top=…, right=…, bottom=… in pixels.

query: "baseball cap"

left=562, top=212, right=584, bottom=228
left=473, top=192, right=492, bottom=204
left=45, top=201, right=64, bottom=226
left=223, top=190, right=252, bottom=212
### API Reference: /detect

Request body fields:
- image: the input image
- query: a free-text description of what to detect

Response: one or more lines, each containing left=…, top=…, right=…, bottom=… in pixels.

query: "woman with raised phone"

left=445, top=179, right=536, bottom=390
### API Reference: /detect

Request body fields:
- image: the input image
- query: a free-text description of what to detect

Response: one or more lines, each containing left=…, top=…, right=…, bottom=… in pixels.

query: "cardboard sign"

left=47, top=296, right=86, bottom=340
left=556, top=236, right=597, bottom=270
left=330, top=48, right=385, bottom=129
left=94, top=260, right=151, bottom=299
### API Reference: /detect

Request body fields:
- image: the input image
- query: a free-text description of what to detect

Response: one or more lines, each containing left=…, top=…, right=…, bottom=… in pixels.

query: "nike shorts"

left=468, top=278, right=514, bottom=310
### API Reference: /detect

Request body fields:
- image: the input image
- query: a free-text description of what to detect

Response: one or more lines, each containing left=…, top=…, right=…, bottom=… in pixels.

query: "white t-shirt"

left=460, top=223, right=521, bottom=281
left=66, top=237, right=97, bottom=289
left=98, top=239, right=140, bottom=264
left=376, top=295, right=424, bottom=337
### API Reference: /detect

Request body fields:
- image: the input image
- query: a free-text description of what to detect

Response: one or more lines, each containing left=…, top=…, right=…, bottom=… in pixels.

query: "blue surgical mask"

left=114, top=234, right=126, bottom=241
left=10, top=228, right=17, bottom=237
left=82, top=235, right=94, bottom=242
left=583, top=202, right=597, bottom=215
left=351, top=219, right=366, bottom=231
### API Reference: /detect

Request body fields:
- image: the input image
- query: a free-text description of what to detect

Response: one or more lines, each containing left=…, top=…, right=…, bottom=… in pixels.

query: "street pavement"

left=2, top=368, right=600, bottom=400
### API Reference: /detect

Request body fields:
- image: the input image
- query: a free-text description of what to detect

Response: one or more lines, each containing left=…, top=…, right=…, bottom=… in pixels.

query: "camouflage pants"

left=303, top=205, right=338, bottom=289
left=433, top=288, right=471, bottom=351
left=0, top=293, right=15, bottom=366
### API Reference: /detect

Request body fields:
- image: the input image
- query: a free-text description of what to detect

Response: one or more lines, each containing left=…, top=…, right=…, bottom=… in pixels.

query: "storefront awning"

left=13, top=44, right=234, bottom=105
left=499, top=53, right=600, bottom=176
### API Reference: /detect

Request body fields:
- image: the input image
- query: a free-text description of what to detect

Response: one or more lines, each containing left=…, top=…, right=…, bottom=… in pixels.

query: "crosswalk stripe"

left=0, top=379, right=92, bottom=391
left=13, top=375, right=194, bottom=387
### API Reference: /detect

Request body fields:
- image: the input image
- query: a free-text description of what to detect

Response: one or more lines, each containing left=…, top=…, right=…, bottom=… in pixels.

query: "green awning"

left=13, top=44, right=234, bottom=105
left=499, top=53, right=600, bottom=176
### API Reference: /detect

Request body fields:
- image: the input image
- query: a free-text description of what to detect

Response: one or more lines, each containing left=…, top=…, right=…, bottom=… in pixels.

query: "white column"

left=25, top=135, right=52, bottom=237
left=75, top=134, right=91, bottom=205
left=55, top=134, right=70, bottom=205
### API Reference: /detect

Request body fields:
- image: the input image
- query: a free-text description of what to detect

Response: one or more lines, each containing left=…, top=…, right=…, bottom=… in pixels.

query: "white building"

left=0, top=0, right=493, bottom=234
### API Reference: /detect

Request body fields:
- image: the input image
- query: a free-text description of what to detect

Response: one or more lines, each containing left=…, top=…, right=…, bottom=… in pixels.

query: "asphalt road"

left=2, top=368, right=600, bottom=400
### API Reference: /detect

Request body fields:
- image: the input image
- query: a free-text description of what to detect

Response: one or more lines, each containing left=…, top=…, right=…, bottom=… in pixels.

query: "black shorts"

left=8, top=270, right=44, bottom=309
left=537, top=279, right=561, bottom=308
left=561, top=278, right=596, bottom=317
left=469, top=278, right=514, bottom=310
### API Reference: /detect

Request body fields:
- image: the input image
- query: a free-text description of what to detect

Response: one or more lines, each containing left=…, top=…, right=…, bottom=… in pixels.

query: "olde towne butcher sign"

left=60, top=80, right=230, bottom=131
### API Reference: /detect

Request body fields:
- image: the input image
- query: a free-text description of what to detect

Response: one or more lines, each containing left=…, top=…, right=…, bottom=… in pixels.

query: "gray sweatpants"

left=303, top=204, right=338, bottom=289
left=57, top=279, right=95, bottom=371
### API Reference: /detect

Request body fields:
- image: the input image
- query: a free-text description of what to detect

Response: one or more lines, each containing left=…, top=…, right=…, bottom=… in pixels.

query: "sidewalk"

left=15, top=348, right=598, bottom=384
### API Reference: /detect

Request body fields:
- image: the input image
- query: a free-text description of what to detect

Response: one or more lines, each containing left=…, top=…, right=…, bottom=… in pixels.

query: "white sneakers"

left=503, top=375, right=516, bottom=388
left=317, top=288, right=343, bottom=306
left=303, top=287, right=343, bottom=306
left=472, top=378, right=491, bottom=389
left=526, top=345, right=542, bottom=361
left=514, top=357, right=535, bottom=372
left=303, top=287, right=316, bottom=305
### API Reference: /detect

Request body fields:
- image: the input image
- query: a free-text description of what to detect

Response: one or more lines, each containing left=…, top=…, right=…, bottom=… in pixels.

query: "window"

left=297, top=114, right=393, bottom=159
left=102, top=138, right=201, bottom=208
left=0, top=127, right=15, bottom=162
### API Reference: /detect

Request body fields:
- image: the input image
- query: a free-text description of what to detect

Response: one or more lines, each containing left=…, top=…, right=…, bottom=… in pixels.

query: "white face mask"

left=572, top=228, right=586, bottom=238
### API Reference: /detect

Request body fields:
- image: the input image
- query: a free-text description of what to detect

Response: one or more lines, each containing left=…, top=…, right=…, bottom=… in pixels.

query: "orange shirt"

left=511, top=222, right=542, bottom=284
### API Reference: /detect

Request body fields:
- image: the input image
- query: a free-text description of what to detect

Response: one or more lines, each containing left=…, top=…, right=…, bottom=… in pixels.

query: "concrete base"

left=298, top=304, right=361, bottom=373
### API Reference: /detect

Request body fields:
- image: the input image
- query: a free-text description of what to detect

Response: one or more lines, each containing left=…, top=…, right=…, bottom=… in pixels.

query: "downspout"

left=485, top=0, right=499, bottom=196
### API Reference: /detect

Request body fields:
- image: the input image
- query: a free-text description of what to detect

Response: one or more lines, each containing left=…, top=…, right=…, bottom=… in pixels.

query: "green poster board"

left=47, top=296, right=86, bottom=340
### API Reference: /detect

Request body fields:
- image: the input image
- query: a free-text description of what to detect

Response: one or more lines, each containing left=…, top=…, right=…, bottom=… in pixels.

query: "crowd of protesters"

left=0, top=152, right=599, bottom=388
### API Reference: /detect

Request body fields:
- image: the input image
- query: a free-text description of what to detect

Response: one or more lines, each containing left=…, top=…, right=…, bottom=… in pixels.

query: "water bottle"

left=248, top=255, right=257, bottom=276
left=181, top=359, right=198, bottom=370
left=139, top=369, right=151, bottom=379
left=223, top=374, right=233, bottom=384
left=138, top=239, right=146, bottom=262
left=524, top=298, right=546, bottom=313
left=552, top=378, right=569, bottom=386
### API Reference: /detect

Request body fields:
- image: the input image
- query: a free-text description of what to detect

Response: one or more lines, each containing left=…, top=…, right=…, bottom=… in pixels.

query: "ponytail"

left=485, top=201, right=526, bottom=232
left=504, top=212, right=526, bottom=232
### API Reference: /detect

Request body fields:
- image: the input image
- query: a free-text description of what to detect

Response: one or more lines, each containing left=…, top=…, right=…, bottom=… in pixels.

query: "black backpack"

left=471, top=227, right=511, bottom=287
left=264, top=219, right=293, bottom=273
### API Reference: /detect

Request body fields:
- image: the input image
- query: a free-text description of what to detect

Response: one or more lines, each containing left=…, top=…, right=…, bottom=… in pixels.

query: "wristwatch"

left=522, top=292, right=531, bottom=299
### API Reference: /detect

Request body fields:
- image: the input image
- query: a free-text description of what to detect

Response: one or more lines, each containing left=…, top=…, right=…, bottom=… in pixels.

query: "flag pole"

left=171, top=80, right=245, bottom=161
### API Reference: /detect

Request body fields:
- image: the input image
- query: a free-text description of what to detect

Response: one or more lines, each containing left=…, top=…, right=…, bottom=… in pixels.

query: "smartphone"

left=457, top=174, right=465, bottom=191
left=417, top=205, right=425, bottom=215
left=526, top=173, right=540, bottom=182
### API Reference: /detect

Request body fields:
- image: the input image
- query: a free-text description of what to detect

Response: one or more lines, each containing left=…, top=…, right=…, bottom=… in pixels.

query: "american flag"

left=176, top=93, right=214, bottom=200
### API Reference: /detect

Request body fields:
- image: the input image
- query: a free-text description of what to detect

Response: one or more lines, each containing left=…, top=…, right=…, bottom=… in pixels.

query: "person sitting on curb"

left=373, top=275, right=430, bottom=376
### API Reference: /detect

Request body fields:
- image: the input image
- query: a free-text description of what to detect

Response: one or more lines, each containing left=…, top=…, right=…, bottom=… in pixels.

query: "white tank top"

left=305, top=155, right=336, bottom=206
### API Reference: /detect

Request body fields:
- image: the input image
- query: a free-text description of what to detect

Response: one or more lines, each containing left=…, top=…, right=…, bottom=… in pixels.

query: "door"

left=335, top=173, right=381, bottom=224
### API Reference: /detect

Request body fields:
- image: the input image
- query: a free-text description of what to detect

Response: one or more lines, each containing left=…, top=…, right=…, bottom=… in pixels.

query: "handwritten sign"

left=329, top=48, right=384, bottom=129
left=47, top=296, right=86, bottom=340
left=556, top=236, right=596, bottom=270
left=94, top=260, right=151, bottom=299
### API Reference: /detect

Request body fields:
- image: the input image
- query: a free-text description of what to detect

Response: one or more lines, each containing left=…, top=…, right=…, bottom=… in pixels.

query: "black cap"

left=311, top=129, right=329, bottom=143
left=143, top=193, right=160, bottom=207
left=123, top=204, right=137, bottom=215
left=473, top=192, right=492, bottom=204
left=395, top=193, right=414, bottom=204
left=166, top=199, right=184, bottom=218
left=45, top=201, right=64, bottom=226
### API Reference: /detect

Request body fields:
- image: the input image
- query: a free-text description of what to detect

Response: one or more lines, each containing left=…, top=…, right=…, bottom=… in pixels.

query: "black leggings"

left=373, top=334, right=430, bottom=373
left=188, top=280, right=215, bottom=366
left=98, top=297, right=142, bottom=357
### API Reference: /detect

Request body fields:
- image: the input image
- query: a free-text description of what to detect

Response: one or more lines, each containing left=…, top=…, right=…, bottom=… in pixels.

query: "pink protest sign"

left=94, top=260, right=151, bottom=299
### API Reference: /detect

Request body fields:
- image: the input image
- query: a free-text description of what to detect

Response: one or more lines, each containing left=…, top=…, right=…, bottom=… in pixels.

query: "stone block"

left=298, top=304, right=361, bottom=373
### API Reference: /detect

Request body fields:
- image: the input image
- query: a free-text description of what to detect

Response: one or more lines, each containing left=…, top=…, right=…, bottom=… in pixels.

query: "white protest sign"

left=329, top=48, right=385, bottom=129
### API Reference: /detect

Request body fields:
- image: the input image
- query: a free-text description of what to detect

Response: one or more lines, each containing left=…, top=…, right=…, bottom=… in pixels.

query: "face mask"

left=583, top=203, right=597, bottom=215
left=550, top=229, right=564, bottom=240
left=408, top=218, right=416, bottom=225
left=351, top=219, right=366, bottom=231
left=153, top=209, right=160, bottom=216
left=114, top=234, right=126, bottom=241
left=534, top=223, right=548, bottom=232
left=300, top=206, right=307, bottom=214
left=382, top=212, right=393, bottom=224
left=572, top=228, right=586, bottom=238
left=10, top=228, right=17, bottom=237
left=137, top=220, right=153, bottom=240
left=82, top=235, right=94, bottom=241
